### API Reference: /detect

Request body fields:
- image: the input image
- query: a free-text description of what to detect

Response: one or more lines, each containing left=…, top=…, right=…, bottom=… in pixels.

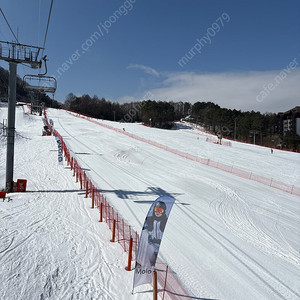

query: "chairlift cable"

left=38, top=0, right=41, bottom=47
left=41, top=0, right=53, bottom=57
left=0, top=8, right=19, bottom=43
left=0, top=24, right=9, bottom=41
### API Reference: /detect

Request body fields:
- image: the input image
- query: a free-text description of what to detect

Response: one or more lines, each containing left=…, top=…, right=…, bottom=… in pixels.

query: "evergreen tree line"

left=64, top=92, right=299, bottom=150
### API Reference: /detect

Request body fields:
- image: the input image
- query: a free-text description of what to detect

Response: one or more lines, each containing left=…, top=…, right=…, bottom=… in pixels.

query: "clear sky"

left=0, top=0, right=299, bottom=113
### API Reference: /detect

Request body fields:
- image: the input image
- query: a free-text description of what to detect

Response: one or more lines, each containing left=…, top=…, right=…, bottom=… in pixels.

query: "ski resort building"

left=278, top=106, right=300, bottom=136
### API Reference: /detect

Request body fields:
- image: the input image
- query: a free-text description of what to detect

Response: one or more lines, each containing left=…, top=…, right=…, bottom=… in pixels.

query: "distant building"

left=278, top=106, right=300, bottom=136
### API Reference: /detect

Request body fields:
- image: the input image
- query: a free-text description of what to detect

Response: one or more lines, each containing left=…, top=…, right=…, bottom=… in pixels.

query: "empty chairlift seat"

left=23, top=74, right=57, bottom=94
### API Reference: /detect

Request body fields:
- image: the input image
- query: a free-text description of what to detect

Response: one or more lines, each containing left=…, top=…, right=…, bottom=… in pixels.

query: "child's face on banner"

left=154, top=206, right=164, bottom=217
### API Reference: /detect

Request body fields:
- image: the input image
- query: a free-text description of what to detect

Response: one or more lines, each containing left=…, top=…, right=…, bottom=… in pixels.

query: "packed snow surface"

left=0, top=105, right=299, bottom=300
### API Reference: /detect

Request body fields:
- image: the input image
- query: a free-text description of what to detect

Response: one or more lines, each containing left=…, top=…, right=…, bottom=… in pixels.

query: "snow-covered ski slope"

left=0, top=105, right=151, bottom=300
left=1, top=105, right=299, bottom=300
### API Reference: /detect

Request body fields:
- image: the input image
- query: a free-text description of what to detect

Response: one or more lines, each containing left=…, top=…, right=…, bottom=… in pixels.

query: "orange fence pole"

left=99, top=202, right=103, bottom=222
left=125, top=237, right=133, bottom=271
left=85, top=181, right=88, bottom=198
left=111, top=219, right=116, bottom=242
left=92, top=188, right=95, bottom=208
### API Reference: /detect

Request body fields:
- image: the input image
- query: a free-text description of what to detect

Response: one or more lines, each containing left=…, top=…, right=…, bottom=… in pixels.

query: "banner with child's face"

left=55, top=136, right=63, bottom=165
left=133, top=195, right=175, bottom=289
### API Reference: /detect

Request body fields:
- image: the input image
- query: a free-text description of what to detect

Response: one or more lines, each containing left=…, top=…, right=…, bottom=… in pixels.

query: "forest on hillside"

left=63, top=92, right=300, bottom=150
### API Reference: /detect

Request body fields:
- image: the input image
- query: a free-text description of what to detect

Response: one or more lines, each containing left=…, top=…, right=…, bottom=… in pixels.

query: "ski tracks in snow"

left=0, top=169, right=125, bottom=300
left=0, top=113, right=134, bottom=300
left=175, top=192, right=299, bottom=299
left=46, top=109, right=300, bottom=299
left=209, top=181, right=300, bottom=267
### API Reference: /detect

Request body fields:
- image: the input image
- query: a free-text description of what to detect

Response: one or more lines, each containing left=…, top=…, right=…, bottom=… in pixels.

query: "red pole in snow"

left=79, top=172, right=82, bottom=189
left=108, top=202, right=110, bottom=223
left=85, top=181, right=88, bottom=198
left=111, top=219, right=116, bottom=242
left=117, top=214, right=120, bottom=242
left=125, top=237, right=133, bottom=271
left=92, top=188, right=95, bottom=208
left=99, top=202, right=103, bottom=222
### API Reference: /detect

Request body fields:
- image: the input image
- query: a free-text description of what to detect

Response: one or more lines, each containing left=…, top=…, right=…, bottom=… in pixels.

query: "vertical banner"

left=42, top=117, right=47, bottom=126
left=55, top=136, right=63, bottom=165
left=133, top=195, right=175, bottom=290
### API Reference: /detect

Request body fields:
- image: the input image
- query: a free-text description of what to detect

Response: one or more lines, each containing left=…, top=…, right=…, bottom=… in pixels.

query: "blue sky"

left=0, top=0, right=299, bottom=113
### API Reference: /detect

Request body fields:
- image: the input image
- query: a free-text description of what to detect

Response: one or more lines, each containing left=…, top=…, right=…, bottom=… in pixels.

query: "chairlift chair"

left=23, top=74, right=57, bottom=94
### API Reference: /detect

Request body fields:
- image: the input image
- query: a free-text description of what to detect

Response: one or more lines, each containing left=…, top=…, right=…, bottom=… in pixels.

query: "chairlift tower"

left=0, top=40, right=44, bottom=192
left=249, top=130, right=260, bottom=145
